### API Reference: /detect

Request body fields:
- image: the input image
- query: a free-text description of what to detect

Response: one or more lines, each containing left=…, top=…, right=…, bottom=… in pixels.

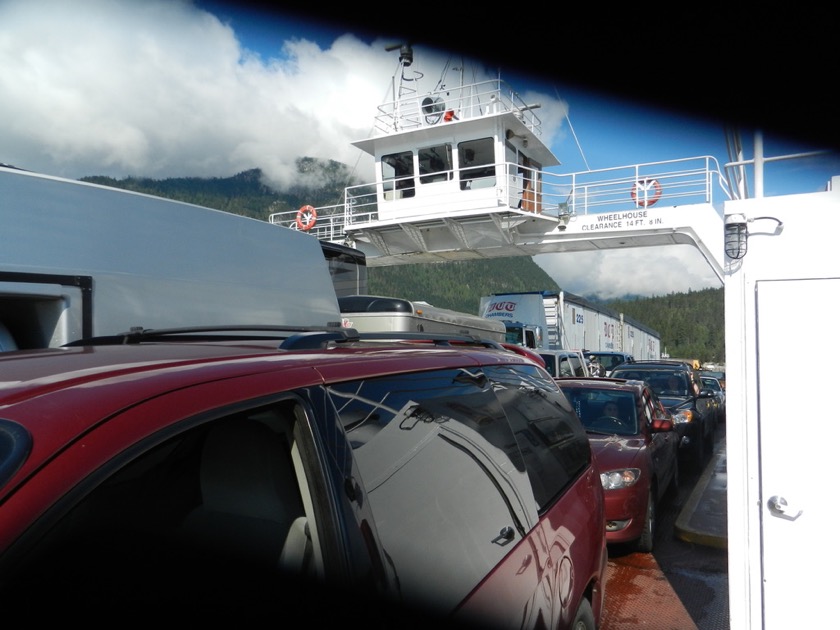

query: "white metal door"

left=757, top=277, right=838, bottom=628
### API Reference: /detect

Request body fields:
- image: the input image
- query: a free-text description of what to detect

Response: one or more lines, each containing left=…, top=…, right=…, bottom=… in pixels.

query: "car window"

left=327, top=363, right=590, bottom=612
left=328, top=367, right=536, bottom=613
left=539, top=353, right=557, bottom=377
left=483, top=364, right=591, bottom=510
left=559, top=387, right=638, bottom=436
left=2, top=401, right=327, bottom=604
left=607, top=356, right=624, bottom=370
left=558, top=356, right=574, bottom=376
left=614, top=368, right=688, bottom=397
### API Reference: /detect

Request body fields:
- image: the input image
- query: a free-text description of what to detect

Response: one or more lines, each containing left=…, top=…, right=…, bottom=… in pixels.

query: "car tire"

left=571, top=597, right=596, bottom=630
left=635, top=489, right=655, bottom=553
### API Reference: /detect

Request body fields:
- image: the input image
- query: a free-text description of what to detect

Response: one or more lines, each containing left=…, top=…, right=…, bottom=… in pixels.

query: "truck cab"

left=503, top=322, right=543, bottom=349
left=539, top=349, right=588, bottom=377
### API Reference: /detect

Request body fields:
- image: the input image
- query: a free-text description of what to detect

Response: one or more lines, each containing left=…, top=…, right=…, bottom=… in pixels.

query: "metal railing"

left=268, top=156, right=731, bottom=240
left=373, top=78, right=544, bottom=136
left=556, top=156, right=731, bottom=215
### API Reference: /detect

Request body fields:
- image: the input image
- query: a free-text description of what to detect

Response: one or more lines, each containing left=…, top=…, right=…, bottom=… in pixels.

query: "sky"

left=3, top=0, right=839, bottom=300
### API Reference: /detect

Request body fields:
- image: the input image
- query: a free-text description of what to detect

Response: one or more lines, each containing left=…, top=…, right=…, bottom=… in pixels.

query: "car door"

left=0, top=373, right=392, bottom=613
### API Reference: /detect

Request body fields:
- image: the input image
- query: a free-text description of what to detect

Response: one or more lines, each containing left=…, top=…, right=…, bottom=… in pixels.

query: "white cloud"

left=0, top=0, right=416, bottom=186
left=533, top=245, right=722, bottom=300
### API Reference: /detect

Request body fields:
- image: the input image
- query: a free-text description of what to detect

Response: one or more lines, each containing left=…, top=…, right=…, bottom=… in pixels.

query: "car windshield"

left=613, top=369, right=689, bottom=398
left=560, top=388, right=638, bottom=436
left=702, top=377, right=721, bottom=392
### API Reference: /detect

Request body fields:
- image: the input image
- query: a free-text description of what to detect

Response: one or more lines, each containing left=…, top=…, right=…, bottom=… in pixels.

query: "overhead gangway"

left=269, top=156, right=730, bottom=281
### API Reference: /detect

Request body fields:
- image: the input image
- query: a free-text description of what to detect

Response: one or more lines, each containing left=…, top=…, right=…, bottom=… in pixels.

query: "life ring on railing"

left=296, top=205, right=317, bottom=231
left=630, top=178, right=662, bottom=207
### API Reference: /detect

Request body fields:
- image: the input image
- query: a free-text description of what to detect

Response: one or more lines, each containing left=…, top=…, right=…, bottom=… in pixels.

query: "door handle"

left=491, top=526, right=515, bottom=546
left=767, top=495, right=803, bottom=521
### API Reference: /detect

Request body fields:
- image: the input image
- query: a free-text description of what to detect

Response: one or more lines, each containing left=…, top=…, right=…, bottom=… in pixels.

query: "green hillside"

left=82, top=167, right=724, bottom=363
left=367, top=259, right=560, bottom=315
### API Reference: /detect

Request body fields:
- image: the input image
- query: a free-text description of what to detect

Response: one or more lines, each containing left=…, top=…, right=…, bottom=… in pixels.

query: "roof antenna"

left=554, top=86, right=591, bottom=171
left=385, top=42, right=413, bottom=67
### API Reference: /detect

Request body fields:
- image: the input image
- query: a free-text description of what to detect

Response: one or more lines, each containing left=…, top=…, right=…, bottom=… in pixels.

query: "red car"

left=556, top=377, right=680, bottom=552
left=0, top=327, right=606, bottom=628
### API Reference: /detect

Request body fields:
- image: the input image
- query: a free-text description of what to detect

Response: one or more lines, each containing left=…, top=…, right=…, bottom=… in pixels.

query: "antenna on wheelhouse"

left=384, top=42, right=423, bottom=104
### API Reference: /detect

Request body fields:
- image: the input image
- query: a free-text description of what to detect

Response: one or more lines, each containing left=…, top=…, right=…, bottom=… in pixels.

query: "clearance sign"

left=577, top=209, right=665, bottom=232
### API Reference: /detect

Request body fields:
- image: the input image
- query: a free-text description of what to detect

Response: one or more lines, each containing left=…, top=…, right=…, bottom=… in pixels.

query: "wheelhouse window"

left=418, top=144, right=452, bottom=184
left=458, top=138, right=495, bottom=190
left=381, top=150, right=415, bottom=199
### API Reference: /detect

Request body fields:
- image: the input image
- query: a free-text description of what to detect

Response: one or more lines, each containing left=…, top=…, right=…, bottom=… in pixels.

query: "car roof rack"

left=63, top=325, right=357, bottom=347
left=354, top=331, right=490, bottom=344
left=62, top=326, right=513, bottom=352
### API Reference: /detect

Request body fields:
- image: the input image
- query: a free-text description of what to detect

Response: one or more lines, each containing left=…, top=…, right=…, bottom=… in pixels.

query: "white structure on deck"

left=270, top=44, right=730, bottom=282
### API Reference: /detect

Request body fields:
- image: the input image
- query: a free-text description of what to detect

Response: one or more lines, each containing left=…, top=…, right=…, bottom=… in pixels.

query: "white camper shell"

left=0, top=167, right=342, bottom=350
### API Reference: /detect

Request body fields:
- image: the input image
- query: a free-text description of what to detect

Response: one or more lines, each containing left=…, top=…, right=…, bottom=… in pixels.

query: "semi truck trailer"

left=478, top=290, right=660, bottom=359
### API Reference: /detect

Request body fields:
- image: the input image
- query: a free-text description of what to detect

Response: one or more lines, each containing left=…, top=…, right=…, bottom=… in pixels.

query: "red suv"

left=0, top=327, right=606, bottom=628
left=556, top=377, right=680, bottom=552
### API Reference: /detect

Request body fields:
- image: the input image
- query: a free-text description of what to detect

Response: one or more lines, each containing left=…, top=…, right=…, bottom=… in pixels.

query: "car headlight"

left=671, top=408, right=695, bottom=424
left=600, top=468, right=640, bottom=490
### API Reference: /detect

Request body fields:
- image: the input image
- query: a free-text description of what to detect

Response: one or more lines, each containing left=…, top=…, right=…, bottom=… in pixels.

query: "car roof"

left=613, top=360, right=694, bottom=371
left=554, top=376, right=646, bottom=393
left=0, top=336, right=534, bottom=403
left=539, top=349, right=583, bottom=357
left=0, top=333, right=539, bottom=493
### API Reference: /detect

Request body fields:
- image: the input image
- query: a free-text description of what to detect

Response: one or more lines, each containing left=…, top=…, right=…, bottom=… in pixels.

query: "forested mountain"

left=82, top=167, right=724, bottom=363
left=82, top=159, right=355, bottom=220
left=603, top=288, right=724, bottom=364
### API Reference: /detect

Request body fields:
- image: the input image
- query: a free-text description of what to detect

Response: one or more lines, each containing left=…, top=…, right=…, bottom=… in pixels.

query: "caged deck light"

left=724, top=213, right=784, bottom=260
left=724, top=213, right=748, bottom=259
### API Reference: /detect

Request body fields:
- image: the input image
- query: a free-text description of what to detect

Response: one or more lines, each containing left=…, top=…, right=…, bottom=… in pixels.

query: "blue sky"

left=2, top=0, right=838, bottom=298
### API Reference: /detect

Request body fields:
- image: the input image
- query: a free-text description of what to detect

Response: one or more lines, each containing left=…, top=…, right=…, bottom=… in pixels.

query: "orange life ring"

left=630, top=178, right=662, bottom=207
left=296, top=205, right=317, bottom=231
